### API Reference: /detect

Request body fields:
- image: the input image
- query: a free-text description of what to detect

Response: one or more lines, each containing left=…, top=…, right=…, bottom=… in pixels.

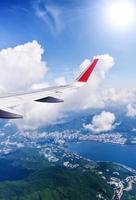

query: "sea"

left=68, top=141, right=136, bottom=169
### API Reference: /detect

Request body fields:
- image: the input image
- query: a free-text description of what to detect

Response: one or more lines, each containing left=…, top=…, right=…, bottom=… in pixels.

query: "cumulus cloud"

left=83, top=111, right=117, bottom=133
left=101, top=88, right=136, bottom=106
left=126, top=104, right=136, bottom=117
left=17, top=53, right=115, bottom=130
left=15, top=102, right=63, bottom=130
left=65, top=54, right=115, bottom=110
left=54, top=76, right=67, bottom=86
left=1, top=40, right=136, bottom=133
left=17, top=55, right=114, bottom=129
left=0, top=40, right=118, bottom=130
left=0, top=40, right=47, bottom=93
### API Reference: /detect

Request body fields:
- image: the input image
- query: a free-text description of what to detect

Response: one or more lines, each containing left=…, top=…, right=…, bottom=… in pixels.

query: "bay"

left=68, top=141, right=136, bottom=169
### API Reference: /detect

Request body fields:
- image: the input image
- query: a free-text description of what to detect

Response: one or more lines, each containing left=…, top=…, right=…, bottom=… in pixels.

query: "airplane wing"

left=0, top=58, right=99, bottom=118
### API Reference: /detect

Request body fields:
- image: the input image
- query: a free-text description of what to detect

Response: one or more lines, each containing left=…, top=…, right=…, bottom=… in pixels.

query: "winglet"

left=76, top=58, right=99, bottom=83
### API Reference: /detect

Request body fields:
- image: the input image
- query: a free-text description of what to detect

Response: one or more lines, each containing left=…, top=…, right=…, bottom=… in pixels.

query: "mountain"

left=0, top=147, right=135, bottom=200
left=0, top=148, right=113, bottom=200
left=0, top=107, right=135, bottom=199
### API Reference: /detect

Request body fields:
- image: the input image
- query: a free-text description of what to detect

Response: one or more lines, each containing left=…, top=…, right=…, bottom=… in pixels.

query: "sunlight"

left=106, top=0, right=135, bottom=29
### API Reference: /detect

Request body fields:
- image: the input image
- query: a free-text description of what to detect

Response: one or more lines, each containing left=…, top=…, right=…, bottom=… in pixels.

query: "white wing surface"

left=0, top=59, right=99, bottom=118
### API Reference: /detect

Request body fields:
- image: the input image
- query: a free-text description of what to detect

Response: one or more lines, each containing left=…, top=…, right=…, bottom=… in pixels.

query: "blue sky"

left=0, top=0, right=136, bottom=87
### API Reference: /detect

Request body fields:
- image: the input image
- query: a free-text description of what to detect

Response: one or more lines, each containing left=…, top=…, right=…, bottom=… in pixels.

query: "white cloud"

left=101, top=88, right=136, bottom=105
left=31, top=82, right=49, bottom=90
left=65, top=54, right=115, bottom=110
left=13, top=53, right=115, bottom=130
left=126, top=104, right=136, bottom=117
left=0, top=40, right=120, bottom=130
left=0, top=40, right=55, bottom=130
left=83, top=111, right=117, bottom=133
left=1, top=41, right=135, bottom=133
left=54, top=76, right=67, bottom=86
left=34, top=0, right=63, bottom=34
left=0, top=40, right=47, bottom=93
left=15, top=102, right=63, bottom=130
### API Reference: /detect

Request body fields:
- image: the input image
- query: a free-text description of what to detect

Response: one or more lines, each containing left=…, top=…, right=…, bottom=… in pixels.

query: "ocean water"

left=68, top=141, right=136, bottom=169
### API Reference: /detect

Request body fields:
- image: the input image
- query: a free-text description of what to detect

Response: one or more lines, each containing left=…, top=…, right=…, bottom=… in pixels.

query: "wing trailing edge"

left=0, top=108, right=22, bottom=119
left=0, top=58, right=99, bottom=119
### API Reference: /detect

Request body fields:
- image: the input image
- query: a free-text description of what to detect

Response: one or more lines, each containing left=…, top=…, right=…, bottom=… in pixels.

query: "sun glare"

left=106, top=0, right=135, bottom=29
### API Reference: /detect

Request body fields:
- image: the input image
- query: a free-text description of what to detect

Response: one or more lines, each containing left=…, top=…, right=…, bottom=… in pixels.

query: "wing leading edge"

left=0, top=58, right=99, bottom=118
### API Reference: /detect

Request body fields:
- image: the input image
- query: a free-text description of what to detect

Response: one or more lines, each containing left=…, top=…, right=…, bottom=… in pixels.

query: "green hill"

left=0, top=148, right=113, bottom=200
left=0, top=166, right=113, bottom=200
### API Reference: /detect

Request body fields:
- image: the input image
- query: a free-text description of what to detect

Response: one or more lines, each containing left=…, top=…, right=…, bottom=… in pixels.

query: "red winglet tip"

left=77, top=58, right=99, bottom=83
